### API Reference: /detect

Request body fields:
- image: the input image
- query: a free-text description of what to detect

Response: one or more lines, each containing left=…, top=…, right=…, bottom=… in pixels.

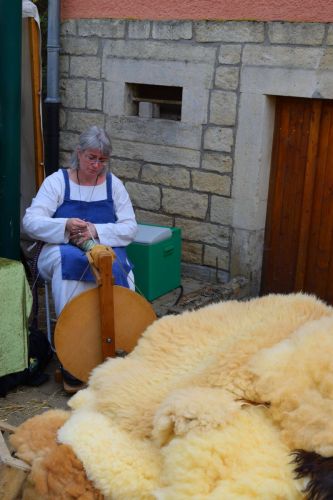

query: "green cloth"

left=0, top=257, right=32, bottom=377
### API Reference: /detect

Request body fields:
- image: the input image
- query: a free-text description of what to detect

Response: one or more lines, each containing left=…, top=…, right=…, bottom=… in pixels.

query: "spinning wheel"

left=54, top=245, right=156, bottom=382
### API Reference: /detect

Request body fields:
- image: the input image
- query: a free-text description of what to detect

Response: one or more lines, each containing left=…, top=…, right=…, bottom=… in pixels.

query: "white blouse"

left=23, top=169, right=137, bottom=247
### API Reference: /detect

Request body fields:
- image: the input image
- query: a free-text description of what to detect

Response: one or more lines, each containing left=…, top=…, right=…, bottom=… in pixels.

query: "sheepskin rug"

left=11, top=293, right=333, bottom=499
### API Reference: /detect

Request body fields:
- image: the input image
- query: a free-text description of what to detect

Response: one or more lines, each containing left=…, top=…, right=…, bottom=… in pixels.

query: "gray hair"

left=70, top=126, right=112, bottom=171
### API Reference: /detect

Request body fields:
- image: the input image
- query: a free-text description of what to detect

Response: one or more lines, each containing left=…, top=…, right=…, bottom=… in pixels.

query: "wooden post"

left=98, top=253, right=116, bottom=359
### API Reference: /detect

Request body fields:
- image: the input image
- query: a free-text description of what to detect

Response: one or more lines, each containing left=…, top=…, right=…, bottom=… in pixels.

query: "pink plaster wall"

left=61, top=0, right=333, bottom=22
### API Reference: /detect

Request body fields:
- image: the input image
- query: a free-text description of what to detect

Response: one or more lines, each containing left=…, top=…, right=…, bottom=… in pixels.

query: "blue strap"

left=61, top=168, right=70, bottom=200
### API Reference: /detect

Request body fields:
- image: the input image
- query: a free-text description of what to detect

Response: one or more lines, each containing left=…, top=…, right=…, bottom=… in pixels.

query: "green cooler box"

left=127, top=224, right=181, bottom=301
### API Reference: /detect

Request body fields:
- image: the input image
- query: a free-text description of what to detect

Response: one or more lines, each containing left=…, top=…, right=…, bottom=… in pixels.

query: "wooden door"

left=261, top=97, right=333, bottom=304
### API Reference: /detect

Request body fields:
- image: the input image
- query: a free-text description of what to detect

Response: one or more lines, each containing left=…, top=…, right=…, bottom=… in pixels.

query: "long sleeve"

left=22, top=171, right=69, bottom=244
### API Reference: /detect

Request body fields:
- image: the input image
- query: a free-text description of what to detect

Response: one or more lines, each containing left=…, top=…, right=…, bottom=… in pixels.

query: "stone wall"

left=59, top=20, right=333, bottom=290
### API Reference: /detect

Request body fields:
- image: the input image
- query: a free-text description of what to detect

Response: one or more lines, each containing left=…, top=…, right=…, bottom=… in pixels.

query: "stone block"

left=215, top=66, right=239, bottom=90
left=195, top=21, right=264, bottom=43
left=77, top=19, right=125, bottom=38
left=210, top=195, right=233, bottom=225
left=61, top=36, right=98, bottom=55
left=268, top=22, right=325, bottom=45
left=243, top=45, right=325, bottom=69
left=110, top=159, right=141, bottom=180
left=240, top=66, right=319, bottom=97
left=125, top=182, right=161, bottom=210
left=60, top=79, right=86, bottom=108
left=87, top=81, right=103, bottom=110
left=128, top=21, right=151, bottom=39
left=142, top=164, right=190, bottom=188
left=66, top=111, right=105, bottom=132
left=59, top=108, right=67, bottom=129
left=111, top=139, right=201, bottom=169
left=103, top=40, right=216, bottom=63
left=60, top=131, right=80, bottom=151
left=59, top=150, right=72, bottom=167
left=107, top=116, right=202, bottom=150
left=204, top=127, right=234, bottom=153
left=209, top=90, right=237, bottom=126
left=103, top=58, right=214, bottom=89
left=202, top=152, right=232, bottom=173
left=59, top=55, right=69, bottom=76
left=60, top=20, right=77, bottom=36
left=218, top=44, right=242, bottom=64
left=162, top=188, right=208, bottom=219
left=152, top=21, right=192, bottom=40
left=175, top=218, right=230, bottom=247
left=182, top=241, right=203, bottom=264
left=204, top=245, right=230, bottom=270
left=70, top=56, right=101, bottom=78
left=230, top=228, right=264, bottom=294
left=135, top=210, right=173, bottom=226
left=192, top=171, right=231, bottom=196
left=327, top=25, right=333, bottom=45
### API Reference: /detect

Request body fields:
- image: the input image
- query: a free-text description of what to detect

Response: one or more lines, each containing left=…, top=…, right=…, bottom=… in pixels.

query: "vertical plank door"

left=261, top=97, right=333, bottom=305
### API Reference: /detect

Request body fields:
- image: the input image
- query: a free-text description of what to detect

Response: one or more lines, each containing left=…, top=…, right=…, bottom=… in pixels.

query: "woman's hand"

left=66, top=218, right=97, bottom=246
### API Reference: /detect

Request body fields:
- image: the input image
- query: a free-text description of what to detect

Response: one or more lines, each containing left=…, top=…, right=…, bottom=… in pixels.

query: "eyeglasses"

left=84, top=153, right=109, bottom=166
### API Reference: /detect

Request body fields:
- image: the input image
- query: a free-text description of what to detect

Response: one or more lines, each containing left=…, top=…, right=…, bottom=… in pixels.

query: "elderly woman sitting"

left=23, top=126, right=137, bottom=391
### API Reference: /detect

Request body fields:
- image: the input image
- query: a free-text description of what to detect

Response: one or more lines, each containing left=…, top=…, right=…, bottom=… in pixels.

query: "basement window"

left=126, top=83, right=182, bottom=121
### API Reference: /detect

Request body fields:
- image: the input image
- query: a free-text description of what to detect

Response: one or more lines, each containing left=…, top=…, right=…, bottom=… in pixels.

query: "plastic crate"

left=127, top=225, right=181, bottom=301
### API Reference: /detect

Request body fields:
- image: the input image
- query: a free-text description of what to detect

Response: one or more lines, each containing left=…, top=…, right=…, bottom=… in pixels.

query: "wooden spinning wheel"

left=54, top=245, right=156, bottom=382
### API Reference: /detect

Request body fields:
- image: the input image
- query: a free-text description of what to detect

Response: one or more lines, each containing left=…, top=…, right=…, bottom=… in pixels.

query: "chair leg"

left=44, top=281, right=53, bottom=346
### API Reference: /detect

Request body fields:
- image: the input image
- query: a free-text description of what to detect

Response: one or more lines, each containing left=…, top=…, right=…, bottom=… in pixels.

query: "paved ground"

left=0, top=276, right=209, bottom=427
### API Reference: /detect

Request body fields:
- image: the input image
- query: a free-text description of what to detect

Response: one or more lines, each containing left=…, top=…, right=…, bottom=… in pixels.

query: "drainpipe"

left=0, top=2, right=22, bottom=260
left=44, top=0, right=60, bottom=176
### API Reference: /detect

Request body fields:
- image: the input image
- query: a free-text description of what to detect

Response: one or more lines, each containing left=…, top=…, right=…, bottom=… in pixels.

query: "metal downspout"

left=0, top=2, right=22, bottom=260
left=44, top=0, right=60, bottom=176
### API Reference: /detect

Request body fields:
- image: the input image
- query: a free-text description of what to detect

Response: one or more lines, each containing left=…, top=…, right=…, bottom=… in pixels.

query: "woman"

left=23, top=126, right=137, bottom=390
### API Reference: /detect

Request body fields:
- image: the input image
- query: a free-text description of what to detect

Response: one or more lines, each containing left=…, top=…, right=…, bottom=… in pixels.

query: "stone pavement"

left=0, top=275, right=248, bottom=428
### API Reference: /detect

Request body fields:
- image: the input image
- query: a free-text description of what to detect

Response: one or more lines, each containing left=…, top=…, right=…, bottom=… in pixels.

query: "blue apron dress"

left=53, top=168, right=132, bottom=287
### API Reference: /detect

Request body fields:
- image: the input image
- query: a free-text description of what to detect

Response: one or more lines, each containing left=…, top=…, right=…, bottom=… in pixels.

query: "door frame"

left=231, top=64, right=333, bottom=294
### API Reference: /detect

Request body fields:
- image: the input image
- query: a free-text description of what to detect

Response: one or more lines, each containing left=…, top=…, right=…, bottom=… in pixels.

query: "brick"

left=202, top=152, right=233, bottom=173
left=135, top=210, right=173, bottom=226
left=195, top=21, right=264, bottom=43
left=141, top=164, right=190, bottom=188
left=66, top=111, right=105, bottom=132
left=243, top=45, right=325, bottom=69
left=210, top=195, right=233, bottom=225
left=61, top=36, right=98, bottom=55
left=60, top=79, right=86, bottom=108
left=87, top=81, right=103, bottom=110
left=111, top=139, right=201, bottom=169
left=77, top=19, right=125, bottom=38
left=125, top=182, right=161, bottom=210
left=103, top=40, right=216, bottom=63
left=152, top=21, right=192, bottom=40
left=128, top=21, right=151, bottom=39
left=218, top=44, right=242, bottom=64
left=204, top=127, right=234, bottom=153
left=192, top=171, right=231, bottom=196
left=209, top=90, right=237, bottom=126
left=182, top=241, right=203, bottom=264
left=175, top=218, right=230, bottom=247
left=268, top=22, right=325, bottom=45
left=60, top=20, right=76, bottom=36
left=110, top=159, right=141, bottom=180
left=204, top=245, right=230, bottom=269
left=215, top=66, right=239, bottom=90
left=70, top=56, right=101, bottom=78
left=60, top=131, right=80, bottom=151
left=162, top=188, right=208, bottom=219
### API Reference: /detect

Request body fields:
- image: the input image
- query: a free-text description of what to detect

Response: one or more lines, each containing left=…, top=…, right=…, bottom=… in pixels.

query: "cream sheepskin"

left=52, top=293, right=333, bottom=499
